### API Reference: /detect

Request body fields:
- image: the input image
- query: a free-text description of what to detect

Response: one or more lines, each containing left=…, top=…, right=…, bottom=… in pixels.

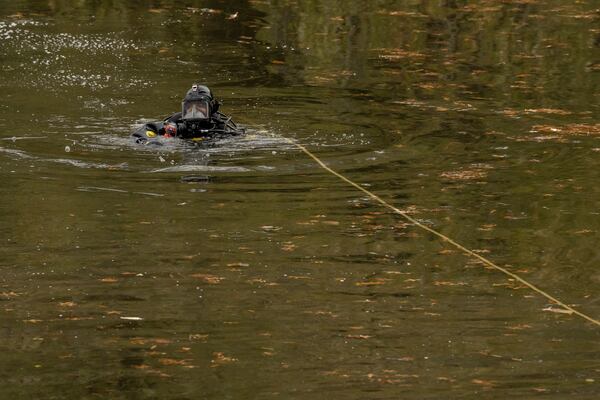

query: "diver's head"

left=181, top=84, right=220, bottom=133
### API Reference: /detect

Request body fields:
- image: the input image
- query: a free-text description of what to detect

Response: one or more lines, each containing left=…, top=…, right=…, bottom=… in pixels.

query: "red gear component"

left=165, top=122, right=177, bottom=137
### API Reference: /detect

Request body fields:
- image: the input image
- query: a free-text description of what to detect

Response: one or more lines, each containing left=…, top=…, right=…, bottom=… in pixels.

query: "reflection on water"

left=1, top=0, right=599, bottom=398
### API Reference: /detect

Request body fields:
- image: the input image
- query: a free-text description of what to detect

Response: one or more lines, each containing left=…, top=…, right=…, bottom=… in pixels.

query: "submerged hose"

left=282, top=136, right=600, bottom=328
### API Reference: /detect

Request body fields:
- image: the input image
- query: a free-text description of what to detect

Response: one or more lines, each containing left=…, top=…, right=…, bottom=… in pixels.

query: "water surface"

left=1, top=1, right=599, bottom=398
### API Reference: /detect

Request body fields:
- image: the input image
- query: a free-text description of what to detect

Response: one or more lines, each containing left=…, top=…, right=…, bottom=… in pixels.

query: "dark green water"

left=1, top=0, right=599, bottom=398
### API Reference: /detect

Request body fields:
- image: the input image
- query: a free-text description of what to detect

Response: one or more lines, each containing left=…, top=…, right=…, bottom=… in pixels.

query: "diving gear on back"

left=132, top=83, right=244, bottom=144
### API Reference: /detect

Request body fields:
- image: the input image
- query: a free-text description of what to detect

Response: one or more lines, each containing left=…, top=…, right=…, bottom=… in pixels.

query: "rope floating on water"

left=282, top=136, right=600, bottom=328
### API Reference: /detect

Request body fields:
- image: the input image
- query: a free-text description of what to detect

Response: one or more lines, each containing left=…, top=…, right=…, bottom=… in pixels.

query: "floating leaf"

left=62, top=316, right=94, bottom=321
left=531, top=124, right=600, bottom=136
left=356, top=278, right=389, bottom=286
left=1, top=291, right=20, bottom=299
left=159, top=358, right=190, bottom=366
left=379, top=10, right=426, bottom=17
left=506, top=324, right=532, bottom=331
left=472, top=379, right=495, bottom=388
left=374, top=48, right=425, bottom=61
left=227, top=262, right=249, bottom=268
left=211, top=352, right=238, bottom=366
left=346, top=334, right=372, bottom=339
left=440, top=169, right=487, bottom=181
left=190, top=274, right=223, bottom=284
left=286, top=275, right=312, bottom=280
left=130, top=337, right=171, bottom=345
left=478, top=224, right=496, bottom=231
left=434, top=281, right=467, bottom=286
left=281, top=242, right=297, bottom=252
left=524, top=108, right=571, bottom=115
left=189, top=334, right=209, bottom=341
left=303, top=310, right=338, bottom=318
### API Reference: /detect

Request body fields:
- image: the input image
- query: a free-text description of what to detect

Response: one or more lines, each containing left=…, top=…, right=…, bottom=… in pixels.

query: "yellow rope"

left=282, top=136, right=600, bottom=327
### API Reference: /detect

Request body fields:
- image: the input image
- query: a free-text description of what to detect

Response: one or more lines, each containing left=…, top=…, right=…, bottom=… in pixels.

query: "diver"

left=131, top=84, right=245, bottom=144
